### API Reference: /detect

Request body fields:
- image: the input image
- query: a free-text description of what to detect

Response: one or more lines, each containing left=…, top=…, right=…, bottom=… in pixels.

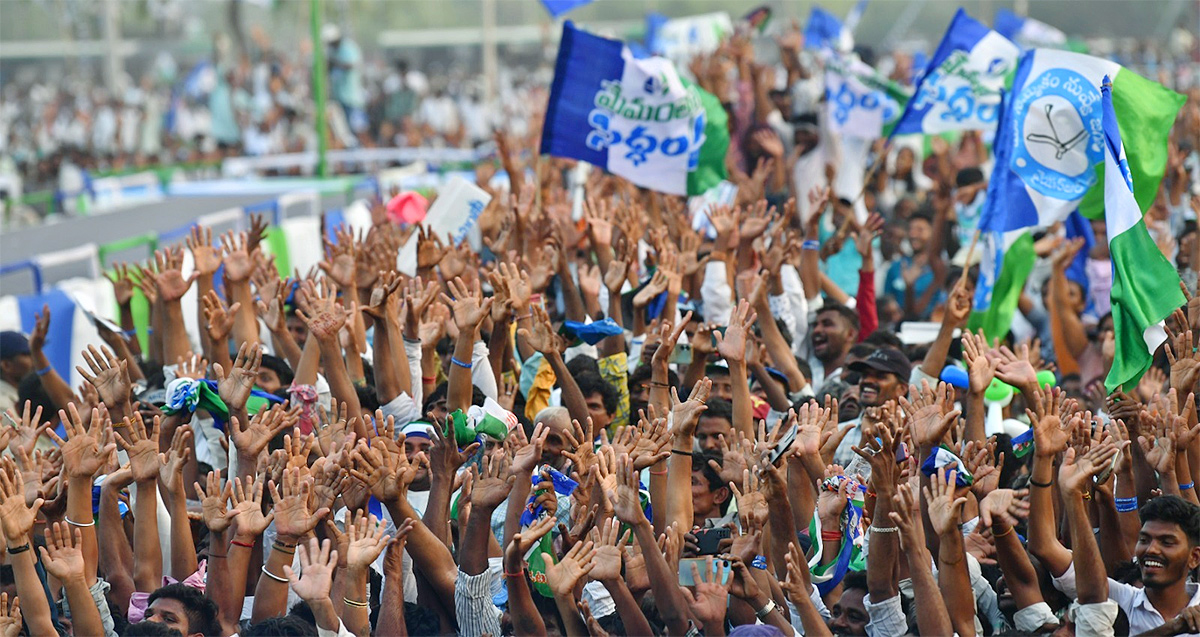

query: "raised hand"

left=888, top=482, right=927, bottom=552
left=714, top=300, right=757, bottom=365
left=343, top=512, right=390, bottom=570
left=994, top=344, right=1040, bottom=391
left=923, top=466, right=969, bottom=537
left=0, top=593, right=21, bottom=637
left=106, top=263, right=137, bottom=306
left=220, top=231, right=259, bottom=283
left=228, top=475, right=273, bottom=539
left=151, top=246, right=199, bottom=301
left=471, top=452, right=516, bottom=511
left=978, top=488, right=1031, bottom=529
left=213, top=343, right=262, bottom=411
left=201, top=289, right=240, bottom=344
left=1026, top=386, right=1076, bottom=459
left=319, top=229, right=358, bottom=290
left=1138, top=413, right=1178, bottom=475
left=416, top=226, right=448, bottom=271
left=961, top=331, right=999, bottom=394
left=269, top=467, right=330, bottom=540
left=440, top=276, right=493, bottom=335
left=518, top=304, right=564, bottom=356
left=77, top=344, right=131, bottom=408
left=678, top=556, right=730, bottom=631
left=6, top=401, right=49, bottom=457
left=193, top=473, right=232, bottom=533
left=49, top=404, right=116, bottom=480
left=898, top=380, right=960, bottom=450
left=230, top=405, right=296, bottom=462
left=1060, top=441, right=1121, bottom=494
left=283, top=538, right=338, bottom=602
left=296, top=278, right=349, bottom=343
left=730, top=467, right=769, bottom=528
left=115, top=412, right=160, bottom=483
left=37, top=522, right=85, bottom=584
left=349, top=439, right=422, bottom=504
left=0, top=459, right=41, bottom=544
left=509, top=422, right=549, bottom=477
left=543, top=538, right=597, bottom=597
left=607, top=454, right=645, bottom=525
left=586, top=517, right=630, bottom=583
left=186, top=225, right=221, bottom=276
left=157, top=425, right=193, bottom=495
left=670, top=377, right=712, bottom=438
left=1165, top=328, right=1200, bottom=392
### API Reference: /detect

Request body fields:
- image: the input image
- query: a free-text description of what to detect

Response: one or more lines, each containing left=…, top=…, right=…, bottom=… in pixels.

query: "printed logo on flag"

left=1010, top=69, right=1104, bottom=200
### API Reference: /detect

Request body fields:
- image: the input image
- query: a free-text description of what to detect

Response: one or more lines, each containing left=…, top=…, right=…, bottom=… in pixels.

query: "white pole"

left=102, top=0, right=121, bottom=92
left=481, top=0, right=498, bottom=102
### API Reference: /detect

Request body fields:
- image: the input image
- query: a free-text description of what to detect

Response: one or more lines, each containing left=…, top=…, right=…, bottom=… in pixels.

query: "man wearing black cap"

left=0, top=331, right=32, bottom=415
left=832, top=347, right=911, bottom=467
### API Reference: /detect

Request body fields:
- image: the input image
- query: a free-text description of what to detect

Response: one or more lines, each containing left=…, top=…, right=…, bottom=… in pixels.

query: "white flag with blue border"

left=892, top=9, right=1019, bottom=136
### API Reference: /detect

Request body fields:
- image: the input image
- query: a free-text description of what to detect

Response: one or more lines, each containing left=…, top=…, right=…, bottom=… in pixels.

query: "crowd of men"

left=2, top=10, right=1200, bottom=637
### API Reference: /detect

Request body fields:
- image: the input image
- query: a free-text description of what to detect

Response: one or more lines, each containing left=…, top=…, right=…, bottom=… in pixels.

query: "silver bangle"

left=65, top=516, right=96, bottom=528
left=755, top=598, right=777, bottom=620
left=869, top=525, right=900, bottom=533
left=260, top=565, right=288, bottom=583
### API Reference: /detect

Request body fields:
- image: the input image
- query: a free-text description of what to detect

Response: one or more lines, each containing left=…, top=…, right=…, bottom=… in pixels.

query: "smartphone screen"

left=678, top=557, right=731, bottom=586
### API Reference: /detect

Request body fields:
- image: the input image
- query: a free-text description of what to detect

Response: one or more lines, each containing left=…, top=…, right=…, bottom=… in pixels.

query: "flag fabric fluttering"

left=891, top=8, right=1019, bottom=136
left=804, top=6, right=851, bottom=53
left=1099, top=76, right=1185, bottom=393
left=991, top=49, right=1184, bottom=232
left=539, top=0, right=593, bottom=19
left=823, top=54, right=911, bottom=140
left=969, top=90, right=1037, bottom=342
left=993, top=9, right=1067, bottom=50
left=540, top=21, right=729, bottom=197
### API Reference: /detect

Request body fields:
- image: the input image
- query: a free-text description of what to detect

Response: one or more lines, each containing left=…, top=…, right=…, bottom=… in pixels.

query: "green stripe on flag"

left=967, top=232, right=1035, bottom=343
left=1105, top=217, right=1184, bottom=393
left=1079, top=71, right=1185, bottom=219
left=685, top=81, right=729, bottom=196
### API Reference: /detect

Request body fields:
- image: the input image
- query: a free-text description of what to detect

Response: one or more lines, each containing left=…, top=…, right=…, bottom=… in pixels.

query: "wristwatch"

left=755, top=598, right=777, bottom=620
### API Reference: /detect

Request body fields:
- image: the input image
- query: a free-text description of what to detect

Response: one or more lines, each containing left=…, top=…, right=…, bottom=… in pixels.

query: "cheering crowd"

left=4, top=11, right=1200, bottom=637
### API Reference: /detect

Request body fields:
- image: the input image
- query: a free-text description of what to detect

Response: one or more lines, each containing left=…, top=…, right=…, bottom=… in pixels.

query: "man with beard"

left=809, top=304, right=860, bottom=395
left=831, top=347, right=910, bottom=467
left=1055, top=495, right=1200, bottom=636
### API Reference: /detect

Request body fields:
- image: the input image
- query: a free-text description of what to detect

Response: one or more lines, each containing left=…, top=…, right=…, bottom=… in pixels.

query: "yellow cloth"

left=597, top=352, right=630, bottom=430
left=524, top=358, right=557, bottom=423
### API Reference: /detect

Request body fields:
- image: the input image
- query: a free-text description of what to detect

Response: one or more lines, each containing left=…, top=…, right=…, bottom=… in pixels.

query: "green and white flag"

left=1100, top=78, right=1185, bottom=393
left=824, top=53, right=911, bottom=140
left=1000, top=49, right=1184, bottom=229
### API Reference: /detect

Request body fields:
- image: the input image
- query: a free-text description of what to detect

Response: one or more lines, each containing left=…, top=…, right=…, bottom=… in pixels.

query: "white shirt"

left=1054, top=562, right=1200, bottom=635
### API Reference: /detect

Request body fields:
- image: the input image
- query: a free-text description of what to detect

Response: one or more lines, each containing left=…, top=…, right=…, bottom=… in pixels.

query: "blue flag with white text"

left=891, top=9, right=1018, bottom=136
left=540, top=21, right=728, bottom=196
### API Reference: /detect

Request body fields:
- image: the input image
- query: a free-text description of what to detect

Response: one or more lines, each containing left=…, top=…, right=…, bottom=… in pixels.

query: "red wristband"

left=820, top=530, right=842, bottom=541
left=230, top=539, right=255, bottom=549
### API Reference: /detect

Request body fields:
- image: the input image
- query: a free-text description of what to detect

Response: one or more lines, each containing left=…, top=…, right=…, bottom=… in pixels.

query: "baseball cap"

left=848, top=347, right=911, bottom=380
left=0, top=332, right=30, bottom=360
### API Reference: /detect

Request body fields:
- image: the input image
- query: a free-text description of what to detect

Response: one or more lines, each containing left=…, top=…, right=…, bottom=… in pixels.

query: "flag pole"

left=853, top=137, right=893, bottom=204
left=311, top=0, right=328, bottom=178
left=959, top=228, right=981, bottom=286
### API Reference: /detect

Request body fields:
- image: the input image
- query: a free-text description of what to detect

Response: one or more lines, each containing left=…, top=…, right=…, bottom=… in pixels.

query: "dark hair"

left=404, top=601, right=440, bottom=635
left=242, top=616, right=318, bottom=637
left=863, top=330, right=903, bottom=351
left=123, top=622, right=185, bottom=637
left=1140, top=495, right=1200, bottom=545
left=17, top=373, right=56, bottom=422
left=629, top=364, right=678, bottom=395
left=259, top=353, right=295, bottom=386
left=576, top=373, right=618, bottom=416
left=817, top=303, right=860, bottom=333
left=700, top=397, right=733, bottom=426
left=910, top=207, right=935, bottom=225
left=146, top=584, right=221, bottom=637
left=423, top=382, right=488, bottom=415
left=841, top=570, right=869, bottom=593
left=847, top=343, right=876, bottom=360
left=566, top=355, right=600, bottom=378
left=692, top=450, right=731, bottom=514
left=956, top=167, right=984, bottom=188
